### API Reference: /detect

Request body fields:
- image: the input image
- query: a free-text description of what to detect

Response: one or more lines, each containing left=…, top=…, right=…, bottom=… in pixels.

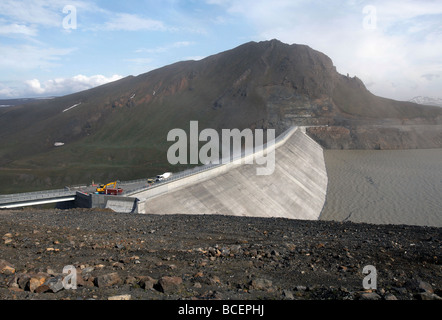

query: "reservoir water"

left=320, top=149, right=442, bottom=227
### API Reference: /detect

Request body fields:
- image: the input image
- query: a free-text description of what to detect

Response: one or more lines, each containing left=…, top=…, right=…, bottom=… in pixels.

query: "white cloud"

left=101, top=13, right=167, bottom=32
left=375, top=0, right=442, bottom=20
left=0, top=0, right=103, bottom=28
left=0, top=0, right=61, bottom=28
left=185, top=56, right=206, bottom=61
left=25, top=79, right=46, bottom=95
left=0, top=22, right=38, bottom=36
left=0, top=83, right=15, bottom=97
left=21, top=74, right=124, bottom=97
left=0, top=44, right=75, bottom=70
left=135, top=41, right=194, bottom=54
left=0, top=0, right=107, bottom=38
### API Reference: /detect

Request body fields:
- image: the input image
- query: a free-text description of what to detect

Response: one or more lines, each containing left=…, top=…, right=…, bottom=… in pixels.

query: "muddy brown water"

left=320, top=148, right=442, bottom=227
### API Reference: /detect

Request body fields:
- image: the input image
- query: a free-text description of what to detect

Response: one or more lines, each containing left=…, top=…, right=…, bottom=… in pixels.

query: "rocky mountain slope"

left=1, top=39, right=441, bottom=193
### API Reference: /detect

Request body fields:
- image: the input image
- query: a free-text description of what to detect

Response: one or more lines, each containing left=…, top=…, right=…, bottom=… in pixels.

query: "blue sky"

left=0, top=0, right=441, bottom=101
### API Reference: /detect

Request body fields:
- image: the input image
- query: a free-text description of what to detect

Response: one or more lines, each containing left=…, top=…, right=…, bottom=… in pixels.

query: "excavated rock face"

left=195, top=39, right=342, bottom=133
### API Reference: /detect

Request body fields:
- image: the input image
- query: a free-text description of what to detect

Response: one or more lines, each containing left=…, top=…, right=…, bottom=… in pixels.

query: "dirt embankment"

left=1, top=209, right=441, bottom=301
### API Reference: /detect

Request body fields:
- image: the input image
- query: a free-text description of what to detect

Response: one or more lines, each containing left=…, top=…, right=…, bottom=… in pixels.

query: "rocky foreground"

left=0, top=208, right=441, bottom=301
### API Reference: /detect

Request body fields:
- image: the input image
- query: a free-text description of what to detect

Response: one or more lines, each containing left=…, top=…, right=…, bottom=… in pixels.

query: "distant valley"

left=0, top=97, right=55, bottom=108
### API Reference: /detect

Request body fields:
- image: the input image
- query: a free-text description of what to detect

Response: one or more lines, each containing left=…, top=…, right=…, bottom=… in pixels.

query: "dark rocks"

left=418, top=281, right=434, bottom=294
left=417, top=292, right=437, bottom=300
left=42, top=276, right=64, bottom=293
left=384, top=293, right=398, bottom=300
left=108, top=294, right=131, bottom=300
left=95, top=273, right=122, bottom=288
left=294, top=285, right=307, bottom=291
left=282, top=290, right=294, bottom=300
left=7, top=273, right=63, bottom=293
left=414, top=281, right=442, bottom=300
left=35, top=284, right=51, bottom=294
left=0, top=259, right=15, bottom=275
left=11, top=273, right=48, bottom=292
left=249, top=278, right=273, bottom=291
left=139, top=276, right=157, bottom=290
left=155, top=276, right=183, bottom=294
left=359, top=292, right=382, bottom=300
left=0, top=209, right=440, bottom=300
left=28, top=275, right=47, bottom=292
left=124, top=276, right=138, bottom=286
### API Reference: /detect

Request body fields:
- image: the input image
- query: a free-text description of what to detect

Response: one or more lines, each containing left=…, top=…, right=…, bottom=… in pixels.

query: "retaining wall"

left=75, top=192, right=138, bottom=213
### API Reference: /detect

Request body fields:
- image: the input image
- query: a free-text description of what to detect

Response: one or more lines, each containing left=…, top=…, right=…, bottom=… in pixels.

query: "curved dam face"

left=137, top=127, right=328, bottom=220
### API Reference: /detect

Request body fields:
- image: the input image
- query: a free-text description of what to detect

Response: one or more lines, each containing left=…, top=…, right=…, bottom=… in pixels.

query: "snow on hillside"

left=63, top=102, right=82, bottom=113
left=409, top=96, right=442, bottom=107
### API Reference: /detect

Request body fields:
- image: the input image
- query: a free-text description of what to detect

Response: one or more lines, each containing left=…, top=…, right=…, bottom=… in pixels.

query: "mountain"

left=409, top=96, right=442, bottom=108
left=1, top=39, right=441, bottom=193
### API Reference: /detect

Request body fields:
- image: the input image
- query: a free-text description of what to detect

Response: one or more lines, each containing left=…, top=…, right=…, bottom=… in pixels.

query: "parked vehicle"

left=155, top=172, right=172, bottom=182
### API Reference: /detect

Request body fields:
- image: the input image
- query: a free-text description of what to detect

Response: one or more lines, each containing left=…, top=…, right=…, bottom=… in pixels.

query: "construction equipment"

left=96, top=181, right=123, bottom=195
left=104, top=188, right=123, bottom=195
left=96, top=181, right=116, bottom=193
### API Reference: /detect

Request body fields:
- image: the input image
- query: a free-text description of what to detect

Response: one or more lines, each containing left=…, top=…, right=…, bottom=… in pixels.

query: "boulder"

left=360, top=292, right=382, bottom=300
left=44, top=276, right=65, bottom=293
left=28, top=276, right=47, bottom=293
left=250, top=278, right=273, bottom=290
left=108, top=294, right=131, bottom=300
left=95, top=272, right=122, bottom=288
left=418, top=292, right=442, bottom=301
left=0, top=260, right=15, bottom=275
left=138, top=276, right=156, bottom=290
left=156, top=276, right=183, bottom=293
left=418, top=281, right=434, bottom=294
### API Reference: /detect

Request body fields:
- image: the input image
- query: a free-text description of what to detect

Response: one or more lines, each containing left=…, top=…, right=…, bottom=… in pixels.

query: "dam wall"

left=135, top=127, right=328, bottom=220
left=75, top=192, right=138, bottom=213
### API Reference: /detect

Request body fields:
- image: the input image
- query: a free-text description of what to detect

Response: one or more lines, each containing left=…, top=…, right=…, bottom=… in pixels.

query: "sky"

left=0, top=0, right=441, bottom=101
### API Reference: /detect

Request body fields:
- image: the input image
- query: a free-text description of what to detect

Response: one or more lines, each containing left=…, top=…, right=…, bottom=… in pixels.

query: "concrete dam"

left=0, top=126, right=328, bottom=220
left=133, top=127, right=328, bottom=220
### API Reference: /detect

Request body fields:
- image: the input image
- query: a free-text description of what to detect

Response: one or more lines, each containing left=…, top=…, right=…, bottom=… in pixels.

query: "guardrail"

left=0, top=189, right=76, bottom=206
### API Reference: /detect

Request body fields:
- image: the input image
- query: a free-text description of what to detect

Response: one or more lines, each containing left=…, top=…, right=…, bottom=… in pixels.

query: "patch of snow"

left=63, top=102, right=82, bottom=113
left=409, top=96, right=442, bottom=108
left=54, top=142, right=65, bottom=147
